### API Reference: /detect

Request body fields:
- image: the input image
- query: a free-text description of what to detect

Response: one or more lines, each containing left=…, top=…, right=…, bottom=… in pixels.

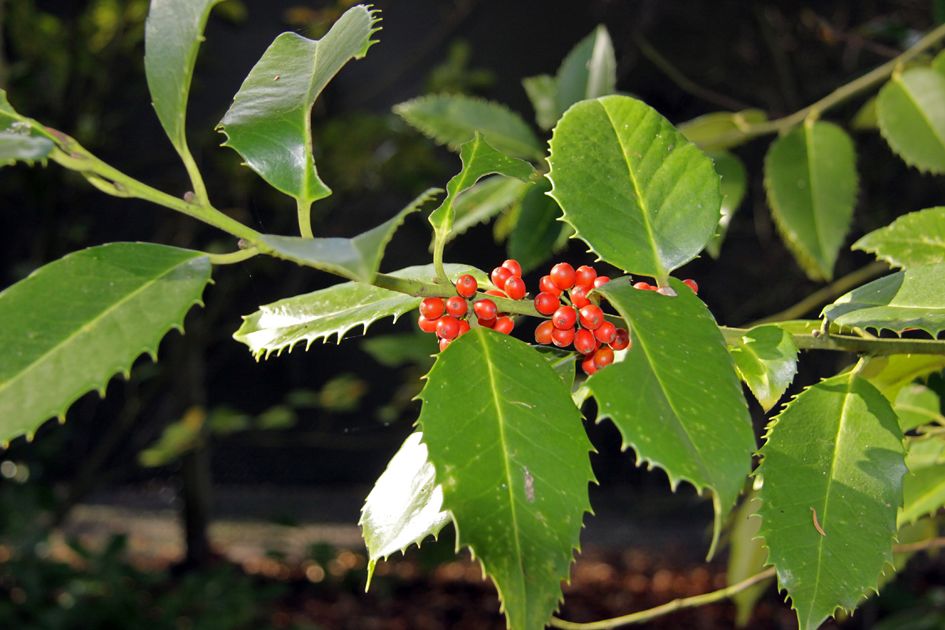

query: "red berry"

left=611, top=328, right=630, bottom=351
left=493, top=316, right=515, bottom=335
left=579, top=304, right=605, bottom=330
left=436, top=316, right=461, bottom=340
left=501, top=259, right=523, bottom=277
left=594, top=346, right=615, bottom=367
left=683, top=278, right=699, bottom=294
left=552, top=326, right=575, bottom=348
left=534, top=320, right=555, bottom=345
left=491, top=266, right=512, bottom=290
left=570, top=285, right=590, bottom=308
left=594, top=321, right=617, bottom=345
left=633, top=281, right=655, bottom=291
left=534, top=292, right=559, bottom=315
left=439, top=338, right=451, bottom=351
left=574, top=329, right=598, bottom=355
left=457, top=320, right=471, bottom=336
left=552, top=306, right=577, bottom=330
left=550, top=263, right=576, bottom=290
left=419, top=297, right=445, bottom=319
left=574, top=265, right=597, bottom=288
left=478, top=317, right=496, bottom=329
left=418, top=315, right=439, bottom=333
left=455, top=274, right=478, bottom=298
left=539, top=275, right=563, bottom=297
left=504, top=276, right=527, bottom=300
left=593, top=276, right=610, bottom=288
left=485, top=288, right=507, bottom=298
left=581, top=356, right=598, bottom=376
left=446, top=296, right=467, bottom=318
left=473, top=298, right=498, bottom=321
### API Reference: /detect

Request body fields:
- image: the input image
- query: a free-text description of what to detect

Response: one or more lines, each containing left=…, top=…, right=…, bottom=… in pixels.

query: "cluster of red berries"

left=416, top=259, right=524, bottom=351
left=531, top=263, right=629, bottom=375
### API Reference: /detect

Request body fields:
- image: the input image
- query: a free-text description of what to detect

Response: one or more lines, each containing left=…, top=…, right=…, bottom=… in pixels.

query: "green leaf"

left=259, top=187, right=438, bottom=282
left=853, top=206, right=945, bottom=269
left=555, top=25, right=617, bottom=115
left=508, top=180, right=564, bottom=273
left=144, top=0, right=222, bottom=160
left=218, top=5, right=380, bottom=204
left=234, top=263, right=484, bottom=359
left=877, top=68, right=945, bottom=173
left=418, top=329, right=593, bottom=630
left=139, top=407, right=206, bottom=468
left=360, top=431, right=452, bottom=589
left=905, top=434, right=945, bottom=471
left=522, top=74, right=558, bottom=130
left=0, top=131, right=53, bottom=165
left=588, top=278, right=755, bottom=554
left=706, top=151, right=748, bottom=259
left=444, top=176, right=529, bottom=246
left=429, top=135, right=533, bottom=242
left=863, top=354, right=945, bottom=400
left=895, top=383, right=943, bottom=431
left=727, top=490, right=772, bottom=627
left=900, top=464, right=945, bottom=526
left=757, top=371, right=906, bottom=630
left=394, top=94, right=543, bottom=160
left=729, top=325, right=799, bottom=412
left=0, top=243, right=211, bottom=444
left=822, top=263, right=945, bottom=336
left=547, top=95, right=723, bottom=280
left=360, top=332, right=436, bottom=369
left=851, top=96, right=878, bottom=131
left=678, top=109, right=768, bottom=151
left=764, top=121, right=858, bottom=281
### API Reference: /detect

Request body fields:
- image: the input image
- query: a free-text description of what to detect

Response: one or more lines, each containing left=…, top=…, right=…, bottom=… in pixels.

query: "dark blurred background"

left=2, top=1, right=945, bottom=628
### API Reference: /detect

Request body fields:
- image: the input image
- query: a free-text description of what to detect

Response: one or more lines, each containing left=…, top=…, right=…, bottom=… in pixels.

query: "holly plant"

left=4, top=4, right=945, bottom=630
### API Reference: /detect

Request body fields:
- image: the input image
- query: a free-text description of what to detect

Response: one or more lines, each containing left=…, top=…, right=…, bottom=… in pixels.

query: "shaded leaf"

left=555, top=25, right=617, bottom=115
left=360, top=432, right=452, bottom=588
left=706, top=151, right=748, bottom=259
left=219, top=5, right=379, bottom=204
left=729, top=325, right=798, bottom=412
left=548, top=95, right=722, bottom=280
left=851, top=96, right=878, bottom=131
left=445, top=176, right=529, bottom=246
left=764, top=121, right=858, bottom=281
left=863, top=354, right=945, bottom=400
left=678, top=109, right=768, bottom=151
left=588, top=278, right=755, bottom=554
left=853, top=206, right=945, bottom=269
left=394, top=94, right=543, bottom=160
left=419, top=329, right=593, bottom=630
left=822, top=263, right=945, bottom=336
left=259, top=188, right=438, bottom=282
left=234, top=263, right=484, bottom=359
left=905, top=434, right=945, bottom=471
left=877, top=68, right=945, bottom=173
left=758, top=371, right=906, bottom=630
left=895, top=383, right=943, bottom=432
left=508, top=179, right=564, bottom=273
left=522, top=74, right=558, bottom=130
left=360, top=332, right=436, bottom=368
left=900, top=464, right=945, bottom=526
left=727, top=490, right=772, bottom=627
left=0, top=243, right=211, bottom=444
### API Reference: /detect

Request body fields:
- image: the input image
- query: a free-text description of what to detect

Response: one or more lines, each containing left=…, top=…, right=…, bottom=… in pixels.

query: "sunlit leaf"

left=863, top=354, right=945, bottom=400
left=851, top=96, right=878, bottom=131
left=0, top=243, right=211, bottom=444
left=548, top=95, right=722, bottom=280
left=729, top=325, right=798, bottom=412
left=678, top=109, right=767, bottom=151
left=706, top=151, right=748, bottom=258
left=219, top=5, right=380, bottom=203
left=877, top=68, right=945, bottom=173
left=588, top=279, right=755, bottom=554
left=0, top=90, right=57, bottom=166
left=758, top=371, right=906, bottom=630
left=555, top=25, right=617, bottom=115
left=895, top=383, right=943, bottom=431
left=419, top=329, right=593, bottom=629
left=853, top=206, right=945, bottom=269
left=764, top=121, right=858, bottom=281
left=900, top=464, right=945, bottom=526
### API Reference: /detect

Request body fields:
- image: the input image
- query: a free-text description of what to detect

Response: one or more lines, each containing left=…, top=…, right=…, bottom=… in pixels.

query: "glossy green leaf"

left=555, top=25, right=616, bottom=115
left=729, top=325, right=798, bottom=412
left=706, top=151, right=748, bottom=259
left=822, top=263, right=945, bottom=336
left=234, top=263, right=484, bottom=359
left=394, top=94, right=543, bottom=160
left=853, top=206, right=945, bottom=269
left=144, top=0, right=221, bottom=159
left=900, top=464, right=945, bottom=526
left=877, top=68, right=945, bottom=173
left=0, top=131, right=53, bottom=165
left=588, top=279, right=755, bottom=554
left=727, top=490, right=772, bottom=627
left=757, top=372, right=906, bottom=630
left=508, top=180, right=563, bottom=273
left=851, top=96, right=878, bottom=131
left=678, top=109, right=768, bottom=151
left=764, top=121, right=858, bottom=281
left=444, top=176, right=528, bottom=246
left=895, top=383, right=943, bottom=431
left=429, top=135, right=533, bottom=242
left=0, top=243, right=211, bottom=444
left=522, top=74, right=558, bottom=130
left=418, top=329, right=593, bottom=630
left=547, top=95, right=723, bottom=280
left=360, top=431, right=452, bottom=588
left=219, top=5, right=379, bottom=204
left=259, top=188, right=437, bottom=282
